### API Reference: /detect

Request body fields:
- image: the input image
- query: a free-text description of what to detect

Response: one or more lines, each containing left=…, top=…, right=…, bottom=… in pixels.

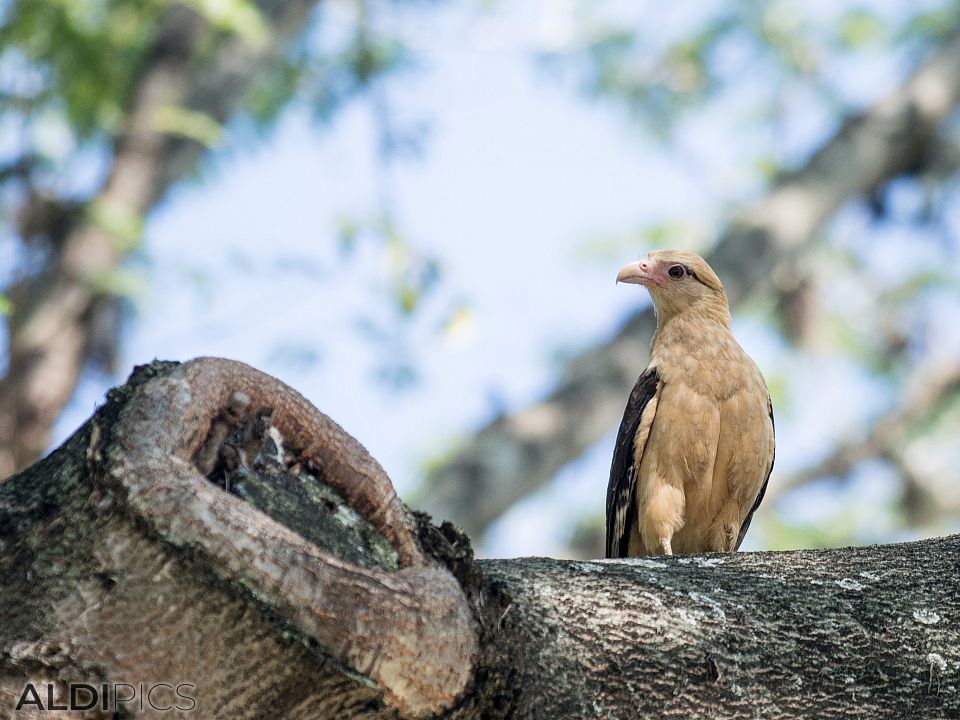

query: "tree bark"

left=416, top=31, right=960, bottom=541
left=1, top=359, right=957, bottom=718
left=0, top=0, right=320, bottom=480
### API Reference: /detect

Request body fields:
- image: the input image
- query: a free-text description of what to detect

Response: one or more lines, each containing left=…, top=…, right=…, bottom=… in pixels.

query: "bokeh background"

left=2, top=0, right=959, bottom=558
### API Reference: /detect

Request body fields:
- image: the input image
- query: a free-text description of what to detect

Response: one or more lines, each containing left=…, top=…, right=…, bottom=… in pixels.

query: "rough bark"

left=0, top=358, right=476, bottom=719
left=1, top=359, right=957, bottom=719
left=476, top=546, right=959, bottom=719
left=416, top=32, right=960, bottom=541
left=0, top=0, right=320, bottom=480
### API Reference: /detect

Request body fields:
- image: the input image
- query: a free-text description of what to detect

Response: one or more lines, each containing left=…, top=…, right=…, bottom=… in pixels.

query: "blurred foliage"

left=0, top=0, right=163, bottom=138
left=0, top=0, right=445, bottom=376
left=84, top=266, right=149, bottom=298
left=540, top=1, right=960, bottom=138
left=573, top=220, right=705, bottom=264
left=336, top=212, right=442, bottom=318
left=0, top=0, right=422, bottom=216
left=567, top=513, right=605, bottom=560
left=87, top=197, right=144, bottom=250
left=338, top=211, right=448, bottom=389
left=150, top=105, right=225, bottom=147
left=0, top=0, right=413, bottom=145
left=245, top=14, right=411, bottom=128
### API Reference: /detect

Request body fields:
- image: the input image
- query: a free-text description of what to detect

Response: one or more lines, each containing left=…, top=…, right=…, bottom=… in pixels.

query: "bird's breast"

left=651, top=327, right=759, bottom=401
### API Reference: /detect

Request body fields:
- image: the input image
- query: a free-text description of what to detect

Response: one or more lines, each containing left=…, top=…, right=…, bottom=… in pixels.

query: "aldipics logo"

left=14, top=682, right=197, bottom=713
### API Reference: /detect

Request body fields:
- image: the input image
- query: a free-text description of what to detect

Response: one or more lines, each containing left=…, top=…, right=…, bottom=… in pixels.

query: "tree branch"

left=1, top=359, right=958, bottom=717
left=775, top=357, right=960, bottom=500
left=0, top=358, right=476, bottom=719
left=416, top=32, right=960, bottom=540
left=470, top=539, right=960, bottom=718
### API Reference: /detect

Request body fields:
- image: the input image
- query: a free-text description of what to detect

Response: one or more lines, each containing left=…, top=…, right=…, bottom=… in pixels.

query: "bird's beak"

left=616, top=259, right=660, bottom=287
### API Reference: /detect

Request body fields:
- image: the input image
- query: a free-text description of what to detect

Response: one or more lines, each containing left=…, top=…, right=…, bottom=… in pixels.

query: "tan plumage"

left=606, top=250, right=774, bottom=557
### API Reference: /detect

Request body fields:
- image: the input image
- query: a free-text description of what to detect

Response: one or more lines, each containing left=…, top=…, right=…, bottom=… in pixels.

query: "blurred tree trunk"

left=416, top=33, right=960, bottom=541
left=1, top=358, right=957, bottom=719
left=0, top=0, right=320, bottom=480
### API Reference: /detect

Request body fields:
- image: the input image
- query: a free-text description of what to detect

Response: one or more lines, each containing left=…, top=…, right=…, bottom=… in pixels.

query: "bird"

left=606, top=249, right=774, bottom=558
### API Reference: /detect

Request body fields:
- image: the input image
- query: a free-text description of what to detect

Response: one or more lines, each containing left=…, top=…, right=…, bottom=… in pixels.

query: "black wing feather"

left=735, top=394, right=775, bottom=550
left=605, top=367, right=660, bottom=558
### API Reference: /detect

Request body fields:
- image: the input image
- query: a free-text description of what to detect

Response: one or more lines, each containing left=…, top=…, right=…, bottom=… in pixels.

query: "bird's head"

left=617, top=249, right=730, bottom=325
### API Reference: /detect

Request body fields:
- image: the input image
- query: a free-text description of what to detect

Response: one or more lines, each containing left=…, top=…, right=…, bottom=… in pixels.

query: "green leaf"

left=640, top=221, right=696, bottom=248
left=151, top=105, right=225, bottom=147
left=0, top=294, right=12, bottom=316
left=84, top=267, right=148, bottom=298
left=246, top=56, right=303, bottom=128
left=753, top=156, right=780, bottom=182
left=398, top=284, right=419, bottom=315
left=838, top=10, right=885, bottom=48
left=87, top=198, right=143, bottom=250
left=439, top=304, right=474, bottom=341
left=179, top=0, right=269, bottom=47
left=899, top=6, right=958, bottom=42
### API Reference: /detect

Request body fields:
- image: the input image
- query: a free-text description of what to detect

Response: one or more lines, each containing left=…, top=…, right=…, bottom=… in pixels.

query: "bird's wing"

left=606, top=367, right=661, bottom=558
left=735, top=394, right=775, bottom=550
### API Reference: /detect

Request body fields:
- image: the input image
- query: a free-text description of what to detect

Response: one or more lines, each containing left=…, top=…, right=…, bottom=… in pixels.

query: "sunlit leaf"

left=753, top=156, right=780, bottom=182
left=246, top=56, right=302, bottom=128
left=179, top=0, right=269, bottom=47
left=151, top=105, right=225, bottom=147
left=572, top=233, right=634, bottom=263
left=440, top=304, right=475, bottom=342
left=87, top=198, right=143, bottom=250
left=641, top=221, right=695, bottom=248
left=84, top=267, right=148, bottom=298
left=838, top=10, right=885, bottom=48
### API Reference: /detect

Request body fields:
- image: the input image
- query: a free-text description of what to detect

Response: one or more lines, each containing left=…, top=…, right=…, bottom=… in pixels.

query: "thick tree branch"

left=1, top=359, right=958, bottom=718
left=471, top=539, right=960, bottom=718
left=109, top=358, right=476, bottom=716
left=0, top=0, right=320, bottom=480
left=0, top=358, right=476, bottom=719
left=776, top=357, right=960, bottom=500
left=417, top=32, right=960, bottom=540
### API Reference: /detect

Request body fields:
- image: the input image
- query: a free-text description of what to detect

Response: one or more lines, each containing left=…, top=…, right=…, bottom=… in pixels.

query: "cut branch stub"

left=100, top=357, right=477, bottom=718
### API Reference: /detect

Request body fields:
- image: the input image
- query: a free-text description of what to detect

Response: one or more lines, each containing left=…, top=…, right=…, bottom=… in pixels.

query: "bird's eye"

left=668, top=265, right=686, bottom=279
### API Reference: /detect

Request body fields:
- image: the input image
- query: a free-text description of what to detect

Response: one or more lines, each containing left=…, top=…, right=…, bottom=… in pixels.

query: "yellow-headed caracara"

left=606, top=250, right=774, bottom=558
